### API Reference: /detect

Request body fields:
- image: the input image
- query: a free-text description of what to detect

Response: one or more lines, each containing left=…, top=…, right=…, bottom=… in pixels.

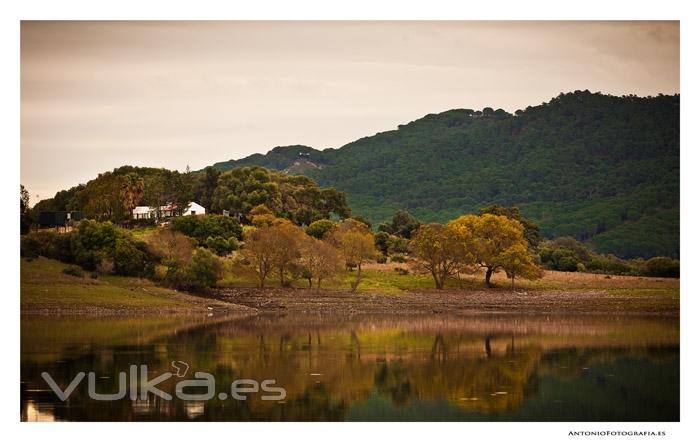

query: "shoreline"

left=22, top=286, right=678, bottom=317
left=210, top=287, right=679, bottom=316
left=20, top=257, right=679, bottom=317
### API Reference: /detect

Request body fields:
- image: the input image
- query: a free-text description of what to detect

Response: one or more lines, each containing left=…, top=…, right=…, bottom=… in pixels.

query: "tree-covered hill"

left=210, top=91, right=679, bottom=259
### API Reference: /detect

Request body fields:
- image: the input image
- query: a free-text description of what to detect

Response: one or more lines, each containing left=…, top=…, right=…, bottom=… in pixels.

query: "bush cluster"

left=539, top=236, right=680, bottom=277
left=171, top=215, right=243, bottom=246
left=21, top=220, right=155, bottom=277
left=160, top=246, right=221, bottom=291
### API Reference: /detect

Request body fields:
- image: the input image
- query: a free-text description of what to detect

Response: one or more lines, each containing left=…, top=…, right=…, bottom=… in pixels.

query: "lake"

left=21, top=313, right=679, bottom=421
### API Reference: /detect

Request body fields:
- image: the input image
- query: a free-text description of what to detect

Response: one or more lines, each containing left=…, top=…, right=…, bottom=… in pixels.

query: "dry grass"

left=21, top=257, right=254, bottom=315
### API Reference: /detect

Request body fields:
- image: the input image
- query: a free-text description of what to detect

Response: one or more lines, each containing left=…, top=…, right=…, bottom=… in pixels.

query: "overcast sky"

left=21, top=21, right=679, bottom=202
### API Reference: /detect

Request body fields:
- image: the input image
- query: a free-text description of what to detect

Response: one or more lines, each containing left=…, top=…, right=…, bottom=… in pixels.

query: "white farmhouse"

left=132, top=202, right=206, bottom=219
left=132, top=206, right=155, bottom=220
left=184, top=202, right=206, bottom=216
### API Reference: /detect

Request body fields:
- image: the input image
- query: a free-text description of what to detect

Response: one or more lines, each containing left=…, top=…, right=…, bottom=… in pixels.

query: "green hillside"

left=210, top=91, right=679, bottom=259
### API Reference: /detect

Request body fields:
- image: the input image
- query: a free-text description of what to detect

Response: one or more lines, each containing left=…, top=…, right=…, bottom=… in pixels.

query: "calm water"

left=21, top=313, right=679, bottom=421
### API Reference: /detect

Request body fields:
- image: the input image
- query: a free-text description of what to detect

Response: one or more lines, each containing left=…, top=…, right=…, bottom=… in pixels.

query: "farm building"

left=131, top=202, right=206, bottom=219
left=37, top=211, right=82, bottom=228
left=184, top=202, right=206, bottom=216
left=132, top=206, right=153, bottom=220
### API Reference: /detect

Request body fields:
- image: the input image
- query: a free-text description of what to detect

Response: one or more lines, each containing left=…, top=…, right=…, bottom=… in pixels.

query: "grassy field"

left=20, top=257, right=250, bottom=314
left=130, top=225, right=158, bottom=238
left=21, top=252, right=679, bottom=316
left=217, top=257, right=679, bottom=297
left=130, top=225, right=679, bottom=299
left=212, top=258, right=678, bottom=315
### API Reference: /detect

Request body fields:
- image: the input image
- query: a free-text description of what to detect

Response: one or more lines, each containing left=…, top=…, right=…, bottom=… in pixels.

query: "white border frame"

left=3, top=1, right=696, bottom=441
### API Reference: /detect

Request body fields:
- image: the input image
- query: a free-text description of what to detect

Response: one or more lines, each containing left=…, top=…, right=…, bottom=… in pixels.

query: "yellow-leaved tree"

left=409, top=223, right=467, bottom=289
left=448, top=213, right=540, bottom=286
left=499, top=242, right=543, bottom=291
left=330, top=219, right=376, bottom=292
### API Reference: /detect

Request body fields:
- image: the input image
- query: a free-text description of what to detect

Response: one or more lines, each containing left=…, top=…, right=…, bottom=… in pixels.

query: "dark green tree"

left=378, top=210, right=421, bottom=239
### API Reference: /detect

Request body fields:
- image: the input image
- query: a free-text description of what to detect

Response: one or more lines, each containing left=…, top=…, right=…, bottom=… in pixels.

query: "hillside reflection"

left=21, top=314, right=679, bottom=421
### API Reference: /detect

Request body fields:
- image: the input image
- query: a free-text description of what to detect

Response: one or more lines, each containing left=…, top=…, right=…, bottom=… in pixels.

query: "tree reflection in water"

left=21, top=314, right=679, bottom=421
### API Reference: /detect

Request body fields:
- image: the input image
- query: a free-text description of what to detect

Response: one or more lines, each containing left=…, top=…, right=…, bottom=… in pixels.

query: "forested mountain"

left=209, top=91, right=679, bottom=259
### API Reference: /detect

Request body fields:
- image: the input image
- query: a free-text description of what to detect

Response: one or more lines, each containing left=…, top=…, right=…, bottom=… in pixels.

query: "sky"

left=21, top=21, right=679, bottom=202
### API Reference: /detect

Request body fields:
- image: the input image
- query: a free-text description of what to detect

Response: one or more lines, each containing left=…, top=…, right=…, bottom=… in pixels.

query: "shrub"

left=539, top=237, right=592, bottom=272
left=306, top=219, right=336, bottom=239
left=113, top=238, right=154, bottom=277
left=62, top=265, right=84, bottom=278
left=71, top=220, right=120, bottom=270
left=161, top=247, right=221, bottom=290
left=185, top=248, right=220, bottom=289
left=171, top=215, right=243, bottom=245
left=206, top=235, right=234, bottom=256
left=65, top=220, right=157, bottom=275
left=390, top=254, right=406, bottom=263
left=393, top=267, right=409, bottom=275
left=643, top=256, right=680, bottom=278
left=20, top=234, right=43, bottom=260
left=388, top=236, right=410, bottom=254
left=52, top=233, right=75, bottom=262
left=21, top=231, right=73, bottom=261
left=376, top=255, right=387, bottom=264
left=587, top=254, right=633, bottom=275
left=90, top=271, right=100, bottom=279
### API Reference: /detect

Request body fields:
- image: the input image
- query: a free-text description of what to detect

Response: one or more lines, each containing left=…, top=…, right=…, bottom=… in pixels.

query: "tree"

left=410, top=224, right=465, bottom=289
left=249, top=204, right=279, bottom=227
left=306, top=219, right=336, bottom=239
left=146, top=229, right=196, bottom=270
left=374, top=231, right=391, bottom=256
left=448, top=214, right=533, bottom=286
left=76, top=172, right=144, bottom=222
left=298, top=237, right=345, bottom=289
left=210, top=166, right=351, bottom=225
left=378, top=210, right=421, bottom=239
left=268, top=221, right=305, bottom=286
left=20, top=184, right=31, bottom=234
left=331, top=219, right=376, bottom=292
left=193, top=166, right=221, bottom=212
left=478, top=205, right=542, bottom=247
left=240, top=226, right=277, bottom=288
left=121, top=173, right=146, bottom=215
left=141, top=169, right=191, bottom=218
left=499, top=242, right=542, bottom=290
